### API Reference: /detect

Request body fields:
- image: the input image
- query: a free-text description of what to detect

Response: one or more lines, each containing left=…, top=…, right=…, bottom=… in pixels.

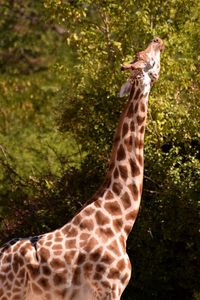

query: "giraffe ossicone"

left=0, top=37, right=164, bottom=300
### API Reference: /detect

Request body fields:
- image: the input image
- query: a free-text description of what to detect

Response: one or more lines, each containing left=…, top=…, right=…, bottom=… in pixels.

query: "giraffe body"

left=0, top=38, right=163, bottom=300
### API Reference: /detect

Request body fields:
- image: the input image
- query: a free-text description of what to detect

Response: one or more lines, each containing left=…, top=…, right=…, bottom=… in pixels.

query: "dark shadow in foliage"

left=122, top=157, right=200, bottom=300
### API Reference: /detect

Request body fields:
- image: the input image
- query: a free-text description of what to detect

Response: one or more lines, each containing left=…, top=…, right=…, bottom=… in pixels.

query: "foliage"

left=0, top=0, right=81, bottom=239
left=0, top=0, right=199, bottom=299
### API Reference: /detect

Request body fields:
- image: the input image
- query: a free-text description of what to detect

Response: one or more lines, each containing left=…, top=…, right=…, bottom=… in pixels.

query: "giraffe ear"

left=119, top=81, right=132, bottom=97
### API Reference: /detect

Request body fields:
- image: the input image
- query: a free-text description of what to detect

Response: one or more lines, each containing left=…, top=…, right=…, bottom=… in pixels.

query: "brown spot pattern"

left=136, top=154, right=143, bottom=166
left=90, top=251, right=101, bottom=262
left=67, top=227, right=78, bottom=238
left=80, top=233, right=90, bottom=240
left=108, top=268, right=120, bottom=279
left=96, top=264, right=106, bottom=273
left=56, top=288, right=67, bottom=298
left=105, top=190, right=114, bottom=200
left=13, top=243, right=20, bottom=252
left=114, top=168, right=119, bottom=179
left=128, top=183, right=139, bottom=200
left=55, top=231, right=62, bottom=238
left=113, top=219, right=123, bottom=232
left=93, top=272, right=102, bottom=280
left=133, top=183, right=139, bottom=198
left=54, top=250, right=62, bottom=256
left=84, top=207, right=94, bottom=216
left=12, top=263, right=19, bottom=275
left=54, top=237, right=63, bottom=243
left=124, top=224, right=132, bottom=235
left=122, top=123, right=129, bottom=137
left=28, top=264, right=40, bottom=279
left=135, top=137, right=144, bottom=149
left=134, top=88, right=141, bottom=100
left=126, top=210, right=138, bottom=220
left=61, top=225, right=70, bottom=235
left=32, top=283, right=43, bottom=295
left=94, top=200, right=101, bottom=208
left=130, top=120, right=135, bottom=132
left=140, top=102, right=146, bottom=112
left=97, top=227, right=114, bottom=239
left=107, top=240, right=121, bottom=256
left=52, top=244, right=63, bottom=251
left=137, top=115, right=145, bottom=126
left=95, top=211, right=110, bottom=226
left=121, top=273, right=129, bottom=284
left=124, top=136, right=133, bottom=152
left=45, top=241, right=52, bottom=247
left=121, top=192, right=131, bottom=209
left=117, top=259, right=126, bottom=270
left=139, top=125, right=145, bottom=134
left=127, top=103, right=134, bottom=118
left=77, top=253, right=86, bottom=265
left=19, top=268, right=25, bottom=279
left=114, top=134, right=120, bottom=145
left=80, top=219, right=94, bottom=231
left=73, top=215, right=81, bottom=226
left=101, top=252, right=115, bottom=264
left=119, top=165, right=128, bottom=180
left=83, top=262, right=93, bottom=276
left=1, top=262, right=9, bottom=273
left=64, top=251, right=76, bottom=264
left=38, top=277, right=50, bottom=289
left=108, top=161, right=115, bottom=172
left=43, top=266, right=51, bottom=276
left=84, top=237, right=98, bottom=252
left=65, top=239, right=76, bottom=248
left=72, top=268, right=81, bottom=285
left=129, top=159, right=140, bottom=177
left=19, top=246, right=26, bottom=257
left=39, top=248, right=50, bottom=263
left=119, top=236, right=126, bottom=251
left=101, top=280, right=111, bottom=289
left=117, top=144, right=126, bottom=161
left=8, top=272, right=14, bottom=281
left=50, top=258, right=65, bottom=269
left=112, top=182, right=123, bottom=196
left=134, top=102, right=139, bottom=113
left=53, top=272, right=66, bottom=285
left=104, top=201, right=122, bottom=216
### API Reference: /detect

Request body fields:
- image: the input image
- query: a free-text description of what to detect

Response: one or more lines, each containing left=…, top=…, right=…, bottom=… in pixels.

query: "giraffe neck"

left=95, top=73, right=151, bottom=238
left=69, top=72, right=152, bottom=243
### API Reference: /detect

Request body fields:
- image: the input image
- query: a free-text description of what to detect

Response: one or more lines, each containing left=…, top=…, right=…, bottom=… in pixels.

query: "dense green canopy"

left=0, top=0, right=199, bottom=299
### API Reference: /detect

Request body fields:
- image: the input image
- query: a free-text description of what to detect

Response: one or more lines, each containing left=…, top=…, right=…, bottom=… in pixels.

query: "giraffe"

left=0, top=37, right=164, bottom=300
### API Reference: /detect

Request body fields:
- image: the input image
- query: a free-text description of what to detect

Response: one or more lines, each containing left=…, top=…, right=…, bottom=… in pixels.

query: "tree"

left=0, top=0, right=80, bottom=239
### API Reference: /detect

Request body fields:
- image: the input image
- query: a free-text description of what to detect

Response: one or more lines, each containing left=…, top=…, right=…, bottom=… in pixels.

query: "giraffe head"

left=151, top=36, right=165, bottom=52
left=120, top=37, right=164, bottom=75
left=119, top=37, right=164, bottom=96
